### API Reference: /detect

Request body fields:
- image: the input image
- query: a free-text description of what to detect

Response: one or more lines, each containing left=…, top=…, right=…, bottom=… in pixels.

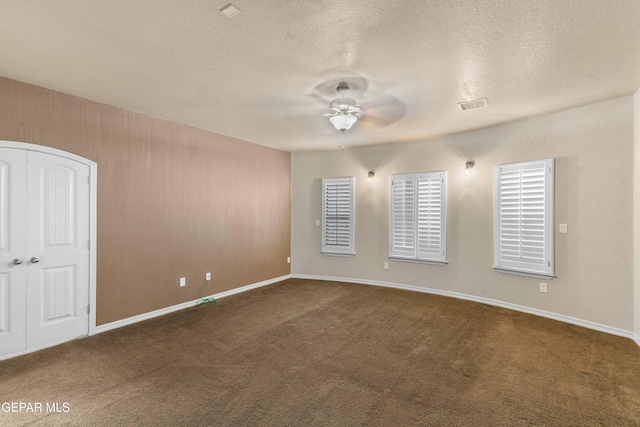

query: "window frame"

left=389, top=171, right=447, bottom=265
left=494, top=158, right=555, bottom=280
left=321, top=176, right=355, bottom=256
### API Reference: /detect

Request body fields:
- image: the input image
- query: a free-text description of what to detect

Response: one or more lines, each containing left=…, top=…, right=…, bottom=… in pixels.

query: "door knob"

left=13, top=258, right=23, bottom=265
left=30, top=257, right=40, bottom=264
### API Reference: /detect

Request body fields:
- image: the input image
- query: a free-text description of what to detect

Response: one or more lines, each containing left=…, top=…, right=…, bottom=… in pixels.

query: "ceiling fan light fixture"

left=324, top=81, right=366, bottom=133
left=465, top=159, right=475, bottom=174
left=329, top=114, right=358, bottom=132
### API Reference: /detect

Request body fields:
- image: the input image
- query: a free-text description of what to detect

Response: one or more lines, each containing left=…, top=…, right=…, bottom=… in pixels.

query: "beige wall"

left=292, top=96, right=634, bottom=331
left=0, top=77, right=291, bottom=325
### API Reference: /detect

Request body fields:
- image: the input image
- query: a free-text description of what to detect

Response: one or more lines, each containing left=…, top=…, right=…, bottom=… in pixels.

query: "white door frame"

left=0, top=141, right=98, bottom=336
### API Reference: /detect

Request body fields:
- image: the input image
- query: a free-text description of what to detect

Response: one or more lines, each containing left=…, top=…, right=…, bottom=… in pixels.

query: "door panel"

left=0, top=160, right=12, bottom=252
left=26, top=151, right=90, bottom=349
left=0, top=149, right=27, bottom=356
left=43, top=167, right=76, bottom=247
left=41, top=266, right=76, bottom=323
left=0, top=273, right=10, bottom=332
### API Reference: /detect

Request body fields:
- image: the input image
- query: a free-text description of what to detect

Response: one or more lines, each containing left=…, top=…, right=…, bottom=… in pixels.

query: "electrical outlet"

left=206, top=272, right=211, bottom=281
left=540, top=283, right=547, bottom=293
left=384, top=262, right=389, bottom=270
left=287, top=256, right=291, bottom=264
left=559, top=224, right=568, bottom=234
left=180, top=277, right=186, bottom=287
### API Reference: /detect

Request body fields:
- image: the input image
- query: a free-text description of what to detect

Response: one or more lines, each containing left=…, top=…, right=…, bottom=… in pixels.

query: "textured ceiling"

left=1, top=0, right=639, bottom=151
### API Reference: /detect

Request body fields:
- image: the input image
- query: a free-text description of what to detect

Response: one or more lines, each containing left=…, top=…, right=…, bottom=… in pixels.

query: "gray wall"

left=292, top=96, right=634, bottom=332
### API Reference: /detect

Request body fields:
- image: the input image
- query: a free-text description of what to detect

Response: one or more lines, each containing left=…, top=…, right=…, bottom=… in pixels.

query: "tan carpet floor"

left=1, top=278, right=639, bottom=426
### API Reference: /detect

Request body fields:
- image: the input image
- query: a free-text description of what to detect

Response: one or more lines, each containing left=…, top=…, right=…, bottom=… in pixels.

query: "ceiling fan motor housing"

left=336, top=81, right=350, bottom=93
left=330, top=98, right=357, bottom=110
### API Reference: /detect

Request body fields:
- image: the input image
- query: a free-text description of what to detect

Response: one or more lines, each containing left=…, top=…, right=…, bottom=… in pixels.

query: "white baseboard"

left=5, top=273, right=637, bottom=360
left=0, top=335, right=85, bottom=361
left=94, top=274, right=291, bottom=335
left=292, top=274, right=639, bottom=346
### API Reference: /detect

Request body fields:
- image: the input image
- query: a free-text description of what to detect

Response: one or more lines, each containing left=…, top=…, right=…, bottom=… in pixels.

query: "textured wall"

left=0, top=77, right=291, bottom=325
left=292, top=96, right=634, bottom=331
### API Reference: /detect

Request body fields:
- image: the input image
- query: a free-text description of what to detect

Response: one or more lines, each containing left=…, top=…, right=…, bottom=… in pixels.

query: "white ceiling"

left=1, top=0, right=639, bottom=152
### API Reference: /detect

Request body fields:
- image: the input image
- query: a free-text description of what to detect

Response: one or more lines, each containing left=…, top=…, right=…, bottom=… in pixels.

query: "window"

left=494, top=158, right=555, bottom=279
left=389, top=171, right=447, bottom=264
left=322, top=177, right=355, bottom=256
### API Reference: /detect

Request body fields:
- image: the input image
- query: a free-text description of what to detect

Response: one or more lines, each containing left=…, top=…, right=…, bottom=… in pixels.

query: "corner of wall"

left=633, top=88, right=640, bottom=343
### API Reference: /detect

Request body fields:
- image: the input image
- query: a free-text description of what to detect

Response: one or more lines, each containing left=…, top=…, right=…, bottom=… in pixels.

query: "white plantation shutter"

left=416, top=174, right=445, bottom=260
left=494, top=158, right=554, bottom=278
left=390, top=172, right=446, bottom=263
left=322, top=177, right=355, bottom=255
left=390, top=174, right=416, bottom=258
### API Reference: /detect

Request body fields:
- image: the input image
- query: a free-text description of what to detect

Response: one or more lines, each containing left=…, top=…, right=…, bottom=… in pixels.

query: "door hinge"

left=87, top=304, right=90, bottom=314
left=87, top=240, right=91, bottom=249
left=548, top=261, right=551, bottom=267
left=88, top=175, right=91, bottom=184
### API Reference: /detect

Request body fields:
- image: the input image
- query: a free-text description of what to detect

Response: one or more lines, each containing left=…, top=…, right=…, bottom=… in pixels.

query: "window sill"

left=389, top=257, right=448, bottom=266
left=493, top=267, right=555, bottom=280
left=322, top=252, right=355, bottom=257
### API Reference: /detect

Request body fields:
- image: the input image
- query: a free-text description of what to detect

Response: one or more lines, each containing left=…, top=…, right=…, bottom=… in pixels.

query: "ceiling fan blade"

left=261, top=92, right=321, bottom=116
left=292, top=115, right=336, bottom=134
left=358, top=94, right=406, bottom=129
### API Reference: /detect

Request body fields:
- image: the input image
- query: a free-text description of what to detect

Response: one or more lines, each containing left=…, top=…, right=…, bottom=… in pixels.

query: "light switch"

left=559, top=224, right=567, bottom=234
left=315, top=220, right=320, bottom=227
left=180, top=277, right=186, bottom=287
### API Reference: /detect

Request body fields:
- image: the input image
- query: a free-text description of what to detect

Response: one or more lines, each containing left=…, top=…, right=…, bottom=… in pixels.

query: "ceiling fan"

left=323, top=81, right=365, bottom=133
left=265, top=74, right=406, bottom=137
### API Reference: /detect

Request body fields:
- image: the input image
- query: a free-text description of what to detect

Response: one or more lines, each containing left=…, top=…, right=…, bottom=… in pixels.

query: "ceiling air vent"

left=220, top=3, right=241, bottom=18
left=458, top=98, right=488, bottom=111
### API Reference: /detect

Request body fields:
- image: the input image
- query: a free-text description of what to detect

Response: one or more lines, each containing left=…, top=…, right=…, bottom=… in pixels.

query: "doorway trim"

left=0, top=140, right=98, bottom=337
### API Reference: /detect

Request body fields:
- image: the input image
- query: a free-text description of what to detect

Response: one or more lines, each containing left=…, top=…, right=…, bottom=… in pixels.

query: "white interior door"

left=0, top=148, right=90, bottom=358
left=0, top=149, right=28, bottom=356
left=25, top=151, right=90, bottom=349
